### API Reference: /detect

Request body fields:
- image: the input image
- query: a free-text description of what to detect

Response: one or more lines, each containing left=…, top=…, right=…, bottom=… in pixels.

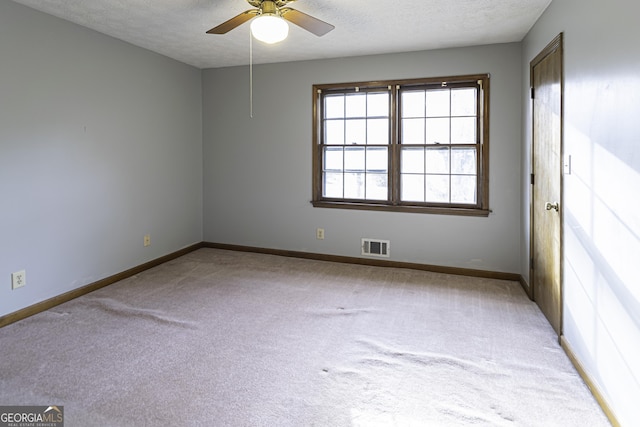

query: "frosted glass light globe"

left=250, top=15, right=289, bottom=44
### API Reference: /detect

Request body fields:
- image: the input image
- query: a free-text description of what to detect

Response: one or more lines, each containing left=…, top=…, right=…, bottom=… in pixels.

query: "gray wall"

left=0, top=1, right=203, bottom=318
left=203, top=44, right=523, bottom=274
left=522, top=0, right=640, bottom=423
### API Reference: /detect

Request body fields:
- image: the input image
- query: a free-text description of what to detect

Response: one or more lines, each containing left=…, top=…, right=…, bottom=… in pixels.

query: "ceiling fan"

left=206, top=0, right=334, bottom=43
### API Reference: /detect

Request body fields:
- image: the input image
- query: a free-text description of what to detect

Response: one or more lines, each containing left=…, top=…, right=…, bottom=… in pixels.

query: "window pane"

left=325, top=120, right=344, bottom=145
left=402, top=91, right=425, bottom=117
left=325, top=95, right=344, bottom=118
left=366, top=173, right=388, bottom=200
left=401, top=174, right=424, bottom=202
left=324, top=147, right=343, bottom=171
left=323, top=172, right=343, bottom=198
left=345, top=119, right=366, bottom=145
left=451, top=175, right=477, bottom=204
left=344, top=146, right=365, bottom=171
left=401, top=147, right=425, bottom=174
left=402, top=118, right=425, bottom=144
left=344, top=173, right=365, bottom=199
left=451, top=117, right=476, bottom=144
left=346, top=93, right=366, bottom=117
left=366, top=147, right=388, bottom=172
left=451, top=88, right=477, bottom=116
left=367, top=118, right=389, bottom=145
left=451, top=147, right=476, bottom=174
left=425, top=175, right=450, bottom=203
left=426, top=147, right=450, bottom=174
left=368, top=92, right=389, bottom=117
left=426, top=89, right=450, bottom=117
left=426, top=117, right=449, bottom=144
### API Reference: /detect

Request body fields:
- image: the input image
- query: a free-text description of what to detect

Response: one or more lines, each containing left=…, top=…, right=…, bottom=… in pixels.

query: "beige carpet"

left=0, top=248, right=608, bottom=426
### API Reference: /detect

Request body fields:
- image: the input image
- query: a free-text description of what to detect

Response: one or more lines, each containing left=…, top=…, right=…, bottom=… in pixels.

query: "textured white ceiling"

left=10, top=0, right=552, bottom=69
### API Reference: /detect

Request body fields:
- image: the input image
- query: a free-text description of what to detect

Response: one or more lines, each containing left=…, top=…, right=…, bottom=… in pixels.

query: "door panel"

left=531, top=34, right=563, bottom=335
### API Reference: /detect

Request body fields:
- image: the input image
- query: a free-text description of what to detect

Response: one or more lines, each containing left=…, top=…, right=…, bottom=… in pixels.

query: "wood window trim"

left=312, top=74, right=490, bottom=217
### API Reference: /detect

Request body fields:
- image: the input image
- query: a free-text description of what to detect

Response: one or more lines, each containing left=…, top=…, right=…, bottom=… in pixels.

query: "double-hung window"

left=312, top=74, right=490, bottom=216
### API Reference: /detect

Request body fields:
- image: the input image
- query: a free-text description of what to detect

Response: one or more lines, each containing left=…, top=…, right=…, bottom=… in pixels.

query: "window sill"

left=311, top=200, right=491, bottom=217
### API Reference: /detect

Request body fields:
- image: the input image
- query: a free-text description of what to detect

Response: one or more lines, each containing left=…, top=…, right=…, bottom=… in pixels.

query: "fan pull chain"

left=249, top=28, right=254, bottom=118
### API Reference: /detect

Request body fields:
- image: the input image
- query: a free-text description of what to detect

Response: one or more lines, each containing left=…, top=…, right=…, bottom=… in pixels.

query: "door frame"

left=529, top=33, right=564, bottom=336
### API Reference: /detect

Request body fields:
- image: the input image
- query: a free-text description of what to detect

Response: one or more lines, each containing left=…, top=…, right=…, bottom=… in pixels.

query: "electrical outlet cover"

left=12, top=270, right=26, bottom=289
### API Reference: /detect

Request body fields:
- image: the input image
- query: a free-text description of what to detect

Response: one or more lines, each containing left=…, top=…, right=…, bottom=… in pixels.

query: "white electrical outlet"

left=316, top=228, right=325, bottom=240
left=144, top=234, right=151, bottom=247
left=12, top=270, right=26, bottom=290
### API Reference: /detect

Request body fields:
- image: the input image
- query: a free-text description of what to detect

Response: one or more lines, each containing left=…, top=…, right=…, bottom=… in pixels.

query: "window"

left=312, top=74, right=490, bottom=216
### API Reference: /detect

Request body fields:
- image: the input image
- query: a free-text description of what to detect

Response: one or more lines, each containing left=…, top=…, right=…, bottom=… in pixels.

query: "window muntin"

left=313, top=75, right=489, bottom=216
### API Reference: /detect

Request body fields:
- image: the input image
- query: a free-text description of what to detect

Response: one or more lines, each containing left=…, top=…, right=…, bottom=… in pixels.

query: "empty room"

left=0, top=0, right=637, bottom=425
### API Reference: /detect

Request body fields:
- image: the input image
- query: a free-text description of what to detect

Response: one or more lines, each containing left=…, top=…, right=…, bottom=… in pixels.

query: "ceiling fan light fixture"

left=250, top=14, right=289, bottom=44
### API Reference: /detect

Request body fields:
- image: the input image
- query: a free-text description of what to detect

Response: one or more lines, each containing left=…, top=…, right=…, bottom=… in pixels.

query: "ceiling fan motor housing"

left=259, top=1, right=279, bottom=16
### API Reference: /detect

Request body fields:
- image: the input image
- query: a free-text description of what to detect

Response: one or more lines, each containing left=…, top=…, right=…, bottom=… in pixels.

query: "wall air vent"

left=361, top=238, right=390, bottom=258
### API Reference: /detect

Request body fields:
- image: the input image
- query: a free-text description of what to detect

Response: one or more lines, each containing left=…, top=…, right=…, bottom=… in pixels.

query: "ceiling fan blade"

left=206, top=9, right=259, bottom=34
left=280, top=8, right=334, bottom=37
